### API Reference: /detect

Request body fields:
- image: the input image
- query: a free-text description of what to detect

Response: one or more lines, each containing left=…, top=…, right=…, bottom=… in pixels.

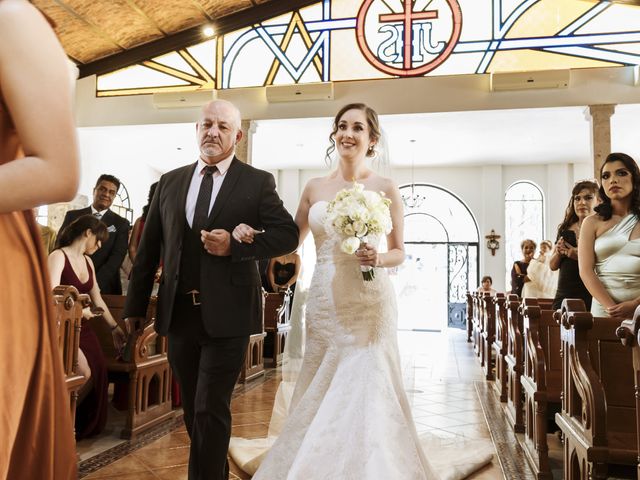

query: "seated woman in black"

left=511, top=239, right=535, bottom=297
left=267, top=251, right=301, bottom=296
left=549, top=180, right=598, bottom=310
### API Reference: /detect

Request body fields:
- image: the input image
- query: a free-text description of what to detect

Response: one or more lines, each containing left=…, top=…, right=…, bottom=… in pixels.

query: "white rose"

left=353, top=221, right=368, bottom=237
left=343, top=223, right=355, bottom=236
left=341, top=236, right=361, bottom=255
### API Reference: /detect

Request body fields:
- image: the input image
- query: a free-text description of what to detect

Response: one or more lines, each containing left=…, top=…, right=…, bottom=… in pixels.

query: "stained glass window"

left=97, top=0, right=640, bottom=96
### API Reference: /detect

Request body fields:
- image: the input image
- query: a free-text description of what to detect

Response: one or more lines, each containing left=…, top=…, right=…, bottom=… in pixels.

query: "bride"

left=230, top=103, right=492, bottom=479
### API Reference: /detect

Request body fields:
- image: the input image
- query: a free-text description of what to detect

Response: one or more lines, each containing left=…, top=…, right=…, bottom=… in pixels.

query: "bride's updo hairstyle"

left=325, top=103, right=382, bottom=165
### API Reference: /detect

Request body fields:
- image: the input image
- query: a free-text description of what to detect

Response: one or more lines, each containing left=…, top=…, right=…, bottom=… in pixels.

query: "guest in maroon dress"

left=48, top=214, right=127, bottom=438
left=128, top=181, right=158, bottom=264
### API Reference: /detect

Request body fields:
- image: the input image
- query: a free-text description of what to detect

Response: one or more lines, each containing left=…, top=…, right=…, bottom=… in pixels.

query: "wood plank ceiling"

left=33, top=0, right=319, bottom=78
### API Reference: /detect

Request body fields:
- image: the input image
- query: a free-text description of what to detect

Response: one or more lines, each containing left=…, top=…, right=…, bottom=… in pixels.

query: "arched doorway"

left=396, top=184, right=479, bottom=331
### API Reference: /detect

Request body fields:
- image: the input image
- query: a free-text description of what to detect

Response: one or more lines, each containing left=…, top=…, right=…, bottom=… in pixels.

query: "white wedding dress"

left=229, top=201, right=493, bottom=480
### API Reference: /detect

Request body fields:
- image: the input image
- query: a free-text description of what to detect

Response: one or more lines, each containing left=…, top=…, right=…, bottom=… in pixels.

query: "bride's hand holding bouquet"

left=325, top=182, right=393, bottom=281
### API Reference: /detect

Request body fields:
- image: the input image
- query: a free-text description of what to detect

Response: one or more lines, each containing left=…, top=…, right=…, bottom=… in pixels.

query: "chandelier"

left=401, top=139, right=426, bottom=209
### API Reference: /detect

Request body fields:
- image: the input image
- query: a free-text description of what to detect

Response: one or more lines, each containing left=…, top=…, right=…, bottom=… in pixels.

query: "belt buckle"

left=187, top=289, right=201, bottom=306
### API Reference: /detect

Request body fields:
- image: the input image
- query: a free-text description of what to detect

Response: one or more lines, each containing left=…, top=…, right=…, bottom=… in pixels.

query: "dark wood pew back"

left=616, top=306, right=640, bottom=480
left=521, top=298, right=561, bottom=479
left=94, top=295, right=174, bottom=439
left=556, top=299, right=636, bottom=479
left=493, top=293, right=508, bottom=401
left=52, top=285, right=88, bottom=432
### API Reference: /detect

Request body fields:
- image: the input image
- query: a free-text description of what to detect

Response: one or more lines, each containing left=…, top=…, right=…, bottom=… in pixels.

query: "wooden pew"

left=616, top=306, right=640, bottom=480
left=505, top=294, right=525, bottom=433
left=492, top=293, right=508, bottom=402
left=263, top=290, right=291, bottom=368
left=95, top=295, right=175, bottom=439
left=238, top=291, right=267, bottom=383
left=504, top=296, right=554, bottom=434
left=52, top=285, right=88, bottom=431
left=520, top=298, right=561, bottom=479
left=481, top=293, right=496, bottom=380
left=473, top=292, right=485, bottom=362
left=555, top=299, right=636, bottom=479
left=466, top=291, right=473, bottom=343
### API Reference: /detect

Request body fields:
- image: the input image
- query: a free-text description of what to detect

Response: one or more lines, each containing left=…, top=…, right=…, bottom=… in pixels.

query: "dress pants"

left=168, top=294, right=249, bottom=480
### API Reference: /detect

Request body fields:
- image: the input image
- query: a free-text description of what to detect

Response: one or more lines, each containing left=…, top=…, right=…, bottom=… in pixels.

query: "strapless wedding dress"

left=229, top=201, right=493, bottom=479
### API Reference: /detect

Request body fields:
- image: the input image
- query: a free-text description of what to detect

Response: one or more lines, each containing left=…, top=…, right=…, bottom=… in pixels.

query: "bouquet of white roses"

left=325, top=182, right=393, bottom=281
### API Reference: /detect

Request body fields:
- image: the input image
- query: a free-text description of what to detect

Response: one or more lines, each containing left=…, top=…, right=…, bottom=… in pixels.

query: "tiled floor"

left=80, top=329, right=536, bottom=479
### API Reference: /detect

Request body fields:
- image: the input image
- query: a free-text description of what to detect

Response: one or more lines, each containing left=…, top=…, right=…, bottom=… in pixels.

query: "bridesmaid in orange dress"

left=0, top=1, right=80, bottom=478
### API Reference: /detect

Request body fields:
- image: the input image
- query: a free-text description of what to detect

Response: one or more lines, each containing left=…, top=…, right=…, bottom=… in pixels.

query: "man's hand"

left=201, top=229, right=232, bottom=256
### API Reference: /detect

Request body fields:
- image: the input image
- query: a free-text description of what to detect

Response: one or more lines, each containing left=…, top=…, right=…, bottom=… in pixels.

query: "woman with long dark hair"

left=579, top=153, right=640, bottom=319
left=550, top=180, right=599, bottom=310
left=49, top=214, right=127, bottom=438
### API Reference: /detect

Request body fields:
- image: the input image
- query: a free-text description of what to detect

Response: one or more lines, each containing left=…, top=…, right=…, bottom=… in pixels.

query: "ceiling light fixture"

left=401, top=139, right=426, bottom=209
left=202, top=26, right=215, bottom=37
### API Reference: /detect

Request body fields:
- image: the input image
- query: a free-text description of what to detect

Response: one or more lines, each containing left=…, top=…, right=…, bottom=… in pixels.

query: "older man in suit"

left=59, top=174, right=130, bottom=294
left=123, top=100, right=298, bottom=480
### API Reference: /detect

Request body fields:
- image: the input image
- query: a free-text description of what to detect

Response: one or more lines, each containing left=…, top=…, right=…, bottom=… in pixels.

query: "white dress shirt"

left=185, top=154, right=234, bottom=228
left=91, top=206, right=109, bottom=219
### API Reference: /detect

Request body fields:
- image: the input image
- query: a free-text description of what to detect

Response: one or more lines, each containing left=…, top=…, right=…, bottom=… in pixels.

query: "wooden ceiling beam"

left=78, top=0, right=320, bottom=79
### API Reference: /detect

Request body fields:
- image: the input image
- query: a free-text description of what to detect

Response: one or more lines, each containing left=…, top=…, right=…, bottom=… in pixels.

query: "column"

left=584, top=104, right=615, bottom=179
left=236, top=119, right=254, bottom=164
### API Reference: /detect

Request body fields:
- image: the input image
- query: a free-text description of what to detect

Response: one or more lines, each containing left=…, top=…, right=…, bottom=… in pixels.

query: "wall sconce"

left=485, top=229, right=501, bottom=256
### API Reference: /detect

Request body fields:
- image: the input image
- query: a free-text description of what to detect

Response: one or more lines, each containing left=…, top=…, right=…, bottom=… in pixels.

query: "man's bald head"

left=196, top=99, right=243, bottom=165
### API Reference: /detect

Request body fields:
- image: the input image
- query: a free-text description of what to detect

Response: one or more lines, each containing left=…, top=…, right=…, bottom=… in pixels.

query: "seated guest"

left=477, top=275, right=496, bottom=295
left=33, top=208, right=57, bottom=254
left=48, top=215, right=127, bottom=438
left=579, top=152, right=640, bottom=319
left=511, top=239, right=536, bottom=297
left=550, top=180, right=599, bottom=310
left=522, top=240, right=558, bottom=299
left=268, top=251, right=301, bottom=294
left=128, top=181, right=158, bottom=264
left=59, top=174, right=130, bottom=294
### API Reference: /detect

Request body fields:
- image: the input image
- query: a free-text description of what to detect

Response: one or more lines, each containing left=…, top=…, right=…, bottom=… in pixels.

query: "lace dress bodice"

left=305, top=201, right=395, bottom=348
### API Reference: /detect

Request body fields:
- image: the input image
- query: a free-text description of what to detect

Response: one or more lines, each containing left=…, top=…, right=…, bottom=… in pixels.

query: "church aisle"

left=81, top=329, right=534, bottom=479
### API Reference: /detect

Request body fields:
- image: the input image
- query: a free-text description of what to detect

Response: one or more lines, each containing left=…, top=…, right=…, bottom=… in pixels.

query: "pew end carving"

left=492, top=293, right=508, bottom=402
left=238, top=292, right=267, bottom=383
left=263, top=290, right=291, bottom=368
left=93, top=295, right=174, bottom=439
left=615, top=306, right=640, bottom=480
left=555, top=299, right=636, bottom=480
left=52, top=285, right=89, bottom=433
left=521, top=298, right=561, bottom=479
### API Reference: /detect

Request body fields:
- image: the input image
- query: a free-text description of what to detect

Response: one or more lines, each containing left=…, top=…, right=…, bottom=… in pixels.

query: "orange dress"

left=0, top=101, right=77, bottom=477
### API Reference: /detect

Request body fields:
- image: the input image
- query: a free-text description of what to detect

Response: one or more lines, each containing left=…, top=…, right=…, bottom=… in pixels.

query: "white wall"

left=265, top=162, right=580, bottom=293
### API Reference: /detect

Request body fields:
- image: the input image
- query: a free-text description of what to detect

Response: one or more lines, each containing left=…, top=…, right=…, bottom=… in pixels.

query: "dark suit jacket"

left=123, top=158, right=299, bottom=338
left=59, top=207, right=130, bottom=294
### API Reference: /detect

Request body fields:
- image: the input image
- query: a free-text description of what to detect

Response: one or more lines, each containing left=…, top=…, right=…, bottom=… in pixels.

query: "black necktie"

left=193, top=165, right=217, bottom=232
